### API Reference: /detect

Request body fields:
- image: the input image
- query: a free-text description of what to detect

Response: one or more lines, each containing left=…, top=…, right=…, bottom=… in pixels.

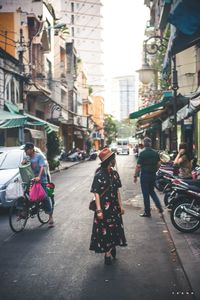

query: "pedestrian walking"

left=89, top=148, right=127, bottom=265
left=22, top=142, right=54, bottom=227
left=133, top=137, right=163, bottom=217
left=174, top=142, right=192, bottom=178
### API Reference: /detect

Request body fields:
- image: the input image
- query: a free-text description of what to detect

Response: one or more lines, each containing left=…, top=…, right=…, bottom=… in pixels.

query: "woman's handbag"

left=89, top=198, right=96, bottom=211
left=29, top=182, right=47, bottom=202
left=89, top=185, right=110, bottom=212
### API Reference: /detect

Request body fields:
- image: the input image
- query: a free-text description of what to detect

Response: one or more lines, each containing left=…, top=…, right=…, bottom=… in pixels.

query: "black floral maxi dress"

left=89, top=168, right=127, bottom=253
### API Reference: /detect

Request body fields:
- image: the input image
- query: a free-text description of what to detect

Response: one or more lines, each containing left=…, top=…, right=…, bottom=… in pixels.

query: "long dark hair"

left=179, top=142, right=191, bottom=161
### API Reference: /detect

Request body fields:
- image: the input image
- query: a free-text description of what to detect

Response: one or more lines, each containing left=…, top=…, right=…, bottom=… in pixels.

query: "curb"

left=50, top=160, right=83, bottom=175
left=163, top=208, right=200, bottom=297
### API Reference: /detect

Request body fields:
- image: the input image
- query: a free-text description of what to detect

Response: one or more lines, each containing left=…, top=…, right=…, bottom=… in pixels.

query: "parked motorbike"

left=156, top=150, right=199, bottom=192
left=169, top=178, right=200, bottom=233
left=155, top=166, right=175, bottom=192
left=88, top=150, right=98, bottom=161
left=59, top=149, right=74, bottom=161
left=59, top=148, right=87, bottom=162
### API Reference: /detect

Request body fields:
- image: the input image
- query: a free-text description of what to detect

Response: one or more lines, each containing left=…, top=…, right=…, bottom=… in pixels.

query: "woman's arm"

left=94, top=193, right=103, bottom=219
left=117, top=190, right=125, bottom=214
left=174, top=150, right=185, bottom=165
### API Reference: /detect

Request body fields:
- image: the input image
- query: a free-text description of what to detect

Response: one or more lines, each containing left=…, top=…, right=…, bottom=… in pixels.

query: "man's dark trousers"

left=140, top=171, right=162, bottom=214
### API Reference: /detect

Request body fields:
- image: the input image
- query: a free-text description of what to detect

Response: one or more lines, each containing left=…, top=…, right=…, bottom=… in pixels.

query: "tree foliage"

left=104, top=115, right=118, bottom=145
left=47, top=132, right=61, bottom=160
left=46, top=132, right=61, bottom=170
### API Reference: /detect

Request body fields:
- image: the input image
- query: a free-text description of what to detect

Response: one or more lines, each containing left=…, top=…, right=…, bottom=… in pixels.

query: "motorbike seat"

left=184, top=183, right=200, bottom=193
left=182, top=179, right=200, bottom=188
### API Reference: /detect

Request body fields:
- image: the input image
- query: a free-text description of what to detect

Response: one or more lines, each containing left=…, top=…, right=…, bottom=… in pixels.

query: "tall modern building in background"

left=54, top=0, right=104, bottom=91
left=110, top=76, right=137, bottom=121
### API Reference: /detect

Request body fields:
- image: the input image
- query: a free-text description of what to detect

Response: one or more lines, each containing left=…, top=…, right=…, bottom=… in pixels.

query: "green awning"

left=25, top=113, right=59, bottom=133
left=129, top=91, right=173, bottom=119
left=0, top=110, right=27, bottom=128
left=4, top=101, right=20, bottom=114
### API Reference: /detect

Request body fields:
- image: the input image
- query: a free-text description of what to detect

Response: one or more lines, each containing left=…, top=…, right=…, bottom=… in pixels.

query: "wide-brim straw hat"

left=99, top=148, right=115, bottom=163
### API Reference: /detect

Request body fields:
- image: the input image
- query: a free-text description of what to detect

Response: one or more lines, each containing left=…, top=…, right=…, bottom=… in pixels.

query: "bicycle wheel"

left=37, top=201, right=50, bottom=224
left=9, top=198, right=29, bottom=233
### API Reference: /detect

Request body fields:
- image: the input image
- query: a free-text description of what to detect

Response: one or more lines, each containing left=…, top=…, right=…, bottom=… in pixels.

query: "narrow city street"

left=0, top=154, right=198, bottom=300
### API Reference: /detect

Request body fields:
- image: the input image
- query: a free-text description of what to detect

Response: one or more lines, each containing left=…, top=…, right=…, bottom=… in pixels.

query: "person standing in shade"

left=133, top=137, right=163, bottom=217
left=174, top=142, right=192, bottom=178
left=89, top=148, right=127, bottom=265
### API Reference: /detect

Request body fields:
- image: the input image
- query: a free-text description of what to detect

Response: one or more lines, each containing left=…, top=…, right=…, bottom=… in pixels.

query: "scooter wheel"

left=170, top=199, right=200, bottom=233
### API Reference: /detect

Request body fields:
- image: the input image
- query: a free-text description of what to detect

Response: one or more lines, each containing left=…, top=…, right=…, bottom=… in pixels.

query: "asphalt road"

left=0, top=154, right=196, bottom=300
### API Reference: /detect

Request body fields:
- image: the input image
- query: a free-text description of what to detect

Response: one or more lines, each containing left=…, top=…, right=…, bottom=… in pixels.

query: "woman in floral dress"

left=89, top=148, right=127, bottom=265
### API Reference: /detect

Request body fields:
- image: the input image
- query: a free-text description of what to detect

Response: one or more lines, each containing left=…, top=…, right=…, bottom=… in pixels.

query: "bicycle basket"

left=19, top=163, right=35, bottom=184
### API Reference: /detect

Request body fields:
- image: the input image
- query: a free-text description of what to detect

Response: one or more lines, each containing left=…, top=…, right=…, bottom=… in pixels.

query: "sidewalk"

left=50, top=160, right=81, bottom=174
left=162, top=205, right=200, bottom=297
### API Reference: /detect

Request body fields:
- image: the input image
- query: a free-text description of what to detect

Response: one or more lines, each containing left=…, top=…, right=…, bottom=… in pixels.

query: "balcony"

left=92, top=132, right=102, bottom=140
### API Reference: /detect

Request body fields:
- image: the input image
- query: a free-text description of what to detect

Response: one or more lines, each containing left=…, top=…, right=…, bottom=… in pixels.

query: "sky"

left=101, top=0, right=149, bottom=114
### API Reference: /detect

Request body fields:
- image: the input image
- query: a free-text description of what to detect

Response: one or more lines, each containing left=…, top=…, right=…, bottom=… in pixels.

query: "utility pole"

left=18, top=28, right=25, bottom=145
left=172, top=55, right=178, bottom=152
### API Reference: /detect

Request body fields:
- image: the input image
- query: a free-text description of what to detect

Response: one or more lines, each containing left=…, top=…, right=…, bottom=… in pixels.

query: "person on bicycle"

left=22, top=142, right=54, bottom=228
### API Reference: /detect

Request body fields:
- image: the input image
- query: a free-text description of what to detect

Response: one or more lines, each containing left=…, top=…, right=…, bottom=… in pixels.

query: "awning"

left=177, top=93, right=200, bottom=122
left=26, top=83, right=51, bottom=97
left=24, top=113, right=59, bottom=133
left=163, top=0, right=200, bottom=76
left=159, top=0, right=172, bottom=32
left=4, top=101, right=20, bottom=114
left=162, top=117, right=173, bottom=131
left=129, top=91, right=172, bottom=119
left=25, top=128, right=45, bottom=139
left=168, top=0, right=200, bottom=36
left=146, top=123, right=161, bottom=133
left=137, top=108, right=166, bottom=126
left=0, top=110, right=27, bottom=128
left=177, top=105, right=189, bottom=122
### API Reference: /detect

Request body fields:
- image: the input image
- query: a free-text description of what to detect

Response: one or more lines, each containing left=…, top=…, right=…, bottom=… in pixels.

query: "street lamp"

left=137, top=35, right=168, bottom=84
left=137, top=35, right=178, bottom=151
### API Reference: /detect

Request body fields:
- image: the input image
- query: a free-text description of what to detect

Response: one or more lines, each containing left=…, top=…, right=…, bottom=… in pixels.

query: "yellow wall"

left=0, top=13, right=16, bottom=57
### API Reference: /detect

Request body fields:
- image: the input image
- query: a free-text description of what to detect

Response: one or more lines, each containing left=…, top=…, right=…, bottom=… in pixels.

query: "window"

left=46, top=19, right=51, bottom=46
left=4, top=75, right=19, bottom=104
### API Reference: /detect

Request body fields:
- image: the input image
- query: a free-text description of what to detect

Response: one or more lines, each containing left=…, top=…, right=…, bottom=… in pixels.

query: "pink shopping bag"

left=29, top=182, right=47, bottom=202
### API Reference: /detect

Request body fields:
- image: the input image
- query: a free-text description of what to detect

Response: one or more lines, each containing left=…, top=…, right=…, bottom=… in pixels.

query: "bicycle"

left=9, top=182, right=54, bottom=233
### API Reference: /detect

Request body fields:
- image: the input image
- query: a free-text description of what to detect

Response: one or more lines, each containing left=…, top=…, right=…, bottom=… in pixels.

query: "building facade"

left=51, top=0, right=104, bottom=91
left=0, top=0, right=105, bottom=153
left=111, top=76, right=137, bottom=121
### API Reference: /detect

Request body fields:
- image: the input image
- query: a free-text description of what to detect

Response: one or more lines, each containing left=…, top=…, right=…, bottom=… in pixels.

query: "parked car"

left=0, top=146, right=50, bottom=208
